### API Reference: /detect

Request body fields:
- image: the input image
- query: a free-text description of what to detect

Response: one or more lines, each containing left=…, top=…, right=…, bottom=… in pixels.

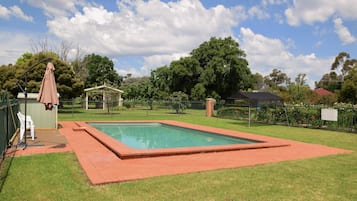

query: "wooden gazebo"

left=84, top=83, right=124, bottom=110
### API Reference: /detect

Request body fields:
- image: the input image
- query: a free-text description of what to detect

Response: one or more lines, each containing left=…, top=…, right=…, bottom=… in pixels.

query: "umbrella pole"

left=17, top=57, right=52, bottom=150
left=22, top=76, right=28, bottom=149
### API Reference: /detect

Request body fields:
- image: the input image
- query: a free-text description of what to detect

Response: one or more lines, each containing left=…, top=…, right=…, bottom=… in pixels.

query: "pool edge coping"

left=73, top=120, right=291, bottom=159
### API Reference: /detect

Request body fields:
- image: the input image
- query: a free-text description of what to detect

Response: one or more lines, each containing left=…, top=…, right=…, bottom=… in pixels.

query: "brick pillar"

left=206, top=98, right=216, bottom=117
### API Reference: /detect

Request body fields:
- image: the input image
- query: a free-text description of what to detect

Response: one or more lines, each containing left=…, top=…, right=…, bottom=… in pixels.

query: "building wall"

left=18, top=93, right=57, bottom=129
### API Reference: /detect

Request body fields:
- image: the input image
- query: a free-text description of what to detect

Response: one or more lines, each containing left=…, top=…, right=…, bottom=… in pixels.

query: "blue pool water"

left=89, top=122, right=259, bottom=149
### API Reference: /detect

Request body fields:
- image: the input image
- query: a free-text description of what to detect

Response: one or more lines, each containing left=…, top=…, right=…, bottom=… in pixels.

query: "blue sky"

left=1, top=0, right=356, bottom=87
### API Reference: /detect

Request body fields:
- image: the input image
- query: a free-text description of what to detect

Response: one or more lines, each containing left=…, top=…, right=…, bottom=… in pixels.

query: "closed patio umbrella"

left=37, top=62, right=59, bottom=110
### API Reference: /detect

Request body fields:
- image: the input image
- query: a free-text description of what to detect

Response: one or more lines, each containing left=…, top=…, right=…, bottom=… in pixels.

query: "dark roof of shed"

left=227, top=91, right=282, bottom=101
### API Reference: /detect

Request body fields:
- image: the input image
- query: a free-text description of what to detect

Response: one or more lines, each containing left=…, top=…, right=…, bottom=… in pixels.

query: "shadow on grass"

left=227, top=120, right=273, bottom=128
left=58, top=110, right=84, bottom=114
left=0, top=148, right=16, bottom=192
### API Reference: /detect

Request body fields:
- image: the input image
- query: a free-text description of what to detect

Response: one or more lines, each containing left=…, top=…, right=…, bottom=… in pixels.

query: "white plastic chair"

left=16, top=112, right=35, bottom=140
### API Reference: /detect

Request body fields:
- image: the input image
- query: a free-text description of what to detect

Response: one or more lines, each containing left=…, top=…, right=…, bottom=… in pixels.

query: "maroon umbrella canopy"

left=37, top=62, right=59, bottom=110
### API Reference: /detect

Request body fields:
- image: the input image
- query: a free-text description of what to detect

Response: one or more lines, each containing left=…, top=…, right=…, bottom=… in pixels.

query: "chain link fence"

left=217, top=104, right=357, bottom=133
left=59, top=99, right=208, bottom=117
left=59, top=98, right=357, bottom=133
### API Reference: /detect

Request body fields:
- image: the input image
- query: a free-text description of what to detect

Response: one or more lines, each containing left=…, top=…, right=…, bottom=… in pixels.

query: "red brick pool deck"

left=14, top=121, right=352, bottom=185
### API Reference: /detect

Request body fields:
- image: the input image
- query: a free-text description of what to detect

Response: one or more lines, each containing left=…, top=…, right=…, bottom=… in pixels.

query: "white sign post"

left=321, top=108, right=338, bottom=121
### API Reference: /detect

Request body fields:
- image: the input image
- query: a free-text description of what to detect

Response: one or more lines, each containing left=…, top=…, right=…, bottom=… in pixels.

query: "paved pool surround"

left=75, top=121, right=290, bottom=159
left=58, top=120, right=351, bottom=185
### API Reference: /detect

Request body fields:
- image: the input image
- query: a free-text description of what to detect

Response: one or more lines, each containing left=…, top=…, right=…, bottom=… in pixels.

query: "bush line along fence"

left=0, top=94, right=19, bottom=161
left=60, top=99, right=357, bottom=133
left=217, top=104, right=357, bottom=133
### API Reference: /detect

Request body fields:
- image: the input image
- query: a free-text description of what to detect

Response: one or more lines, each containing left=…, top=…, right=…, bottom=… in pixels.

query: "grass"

left=1, top=108, right=357, bottom=201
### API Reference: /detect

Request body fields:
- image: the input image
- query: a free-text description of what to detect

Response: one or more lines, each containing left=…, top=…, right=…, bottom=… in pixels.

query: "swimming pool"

left=88, top=122, right=259, bottom=149
left=74, top=120, right=289, bottom=159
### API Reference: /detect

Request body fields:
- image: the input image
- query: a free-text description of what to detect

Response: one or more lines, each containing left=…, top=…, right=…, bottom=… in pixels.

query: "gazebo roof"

left=84, top=84, right=123, bottom=93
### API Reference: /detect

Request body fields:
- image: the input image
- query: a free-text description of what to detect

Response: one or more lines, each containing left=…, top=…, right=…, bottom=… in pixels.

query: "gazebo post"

left=248, top=105, right=251, bottom=128
left=85, top=92, right=88, bottom=110
left=102, top=89, right=106, bottom=110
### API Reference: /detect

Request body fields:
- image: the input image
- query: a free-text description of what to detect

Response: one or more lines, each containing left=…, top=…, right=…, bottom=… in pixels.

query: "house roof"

left=227, top=91, right=282, bottom=101
left=314, top=88, right=333, bottom=96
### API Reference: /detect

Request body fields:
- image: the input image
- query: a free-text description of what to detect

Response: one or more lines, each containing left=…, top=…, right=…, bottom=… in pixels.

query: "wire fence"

left=0, top=93, right=19, bottom=161
left=217, top=104, right=357, bottom=133
left=58, top=98, right=357, bottom=133
left=59, top=99, right=208, bottom=114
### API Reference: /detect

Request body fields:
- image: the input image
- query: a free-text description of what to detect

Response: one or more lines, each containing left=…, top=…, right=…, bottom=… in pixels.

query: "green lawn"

left=1, top=108, right=356, bottom=201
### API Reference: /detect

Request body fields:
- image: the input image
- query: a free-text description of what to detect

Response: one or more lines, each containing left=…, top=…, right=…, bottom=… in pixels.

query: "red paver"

left=13, top=145, right=72, bottom=156
left=57, top=121, right=352, bottom=185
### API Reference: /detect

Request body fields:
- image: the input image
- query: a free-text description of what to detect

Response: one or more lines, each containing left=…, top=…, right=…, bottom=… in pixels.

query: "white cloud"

left=248, top=6, right=270, bottom=20
left=240, top=27, right=332, bottom=87
left=0, top=4, right=33, bottom=22
left=333, top=18, right=356, bottom=45
left=140, top=53, right=189, bottom=76
left=262, top=0, right=288, bottom=6
left=0, top=5, right=11, bottom=19
left=46, top=0, right=245, bottom=58
left=117, top=67, right=141, bottom=78
left=0, top=31, right=32, bottom=64
left=285, top=0, right=357, bottom=26
left=10, top=6, right=33, bottom=22
left=26, top=0, right=85, bottom=18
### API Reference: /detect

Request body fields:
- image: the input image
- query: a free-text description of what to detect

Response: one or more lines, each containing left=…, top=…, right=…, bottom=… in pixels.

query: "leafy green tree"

left=121, top=77, right=150, bottom=100
left=169, top=91, right=190, bottom=114
left=0, top=64, right=18, bottom=95
left=264, top=68, right=290, bottom=89
left=15, top=52, right=33, bottom=66
left=0, top=52, right=84, bottom=99
left=190, top=37, right=252, bottom=99
left=148, top=37, right=252, bottom=100
left=191, top=83, right=206, bottom=101
left=150, top=66, right=171, bottom=99
left=288, top=74, right=311, bottom=103
left=71, top=59, right=89, bottom=84
left=316, top=52, right=356, bottom=93
left=331, top=52, right=357, bottom=80
left=169, top=57, right=202, bottom=94
left=251, top=73, right=265, bottom=90
left=339, top=66, right=357, bottom=104
left=83, top=54, right=122, bottom=88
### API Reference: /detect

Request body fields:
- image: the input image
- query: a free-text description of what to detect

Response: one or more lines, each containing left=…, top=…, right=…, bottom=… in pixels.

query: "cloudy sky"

left=1, top=0, right=356, bottom=87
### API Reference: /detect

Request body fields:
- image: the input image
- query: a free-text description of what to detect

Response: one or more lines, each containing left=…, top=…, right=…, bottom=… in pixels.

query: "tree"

left=0, top=52, right=84, bottom=99
left=288, top=73, right=311, bottom=103
left=264, top=68, right=290, bottom=89
left=169, top=57, right=202, bottom=95
left=150, top=66, right=171, bottom=99
left=190, top=36, right=252, bottom=99
left=251, top=73, right=265, bottom=90
left=169, top=91, right=190, bottom=114
left=82, top=54, right=122, bottom=88
left=339, top=65, right=357, bottom=104
left=15, top=52, right=33, bottom=66
left=331, top=52, right=357, bottom=80
left=191, top=83, right=206, bottom=101
left=0, top=64, right=18, bottom=95
left=71, top=46, right=88, bottom=83
left=316, top=52, right=357, bottom=93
